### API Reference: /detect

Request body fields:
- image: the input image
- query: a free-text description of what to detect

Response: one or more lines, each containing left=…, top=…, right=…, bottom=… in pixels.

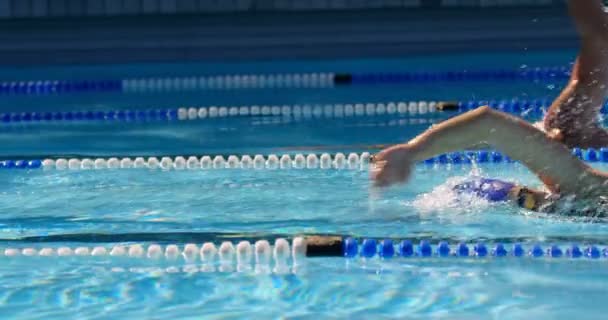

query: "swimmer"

left=543, top=0, right=608, bottom=148
left=370, top=106, right=608, bottom=214
left=370, top=0, right=608, bottom=215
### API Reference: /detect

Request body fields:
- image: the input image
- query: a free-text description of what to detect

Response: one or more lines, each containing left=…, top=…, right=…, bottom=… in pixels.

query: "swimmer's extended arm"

left=372, top=107, right=607, bottom=197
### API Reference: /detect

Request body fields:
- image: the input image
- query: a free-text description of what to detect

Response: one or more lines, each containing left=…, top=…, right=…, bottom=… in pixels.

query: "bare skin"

left=544, top=0, right=608, bottom=148
left=371, top=106, right=608, bottom=201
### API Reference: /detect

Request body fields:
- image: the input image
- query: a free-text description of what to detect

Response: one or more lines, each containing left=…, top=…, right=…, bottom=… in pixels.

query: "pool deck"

left=0, top=6, right=576, bottom=66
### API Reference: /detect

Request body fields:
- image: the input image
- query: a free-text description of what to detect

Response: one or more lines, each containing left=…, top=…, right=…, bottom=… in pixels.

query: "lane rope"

left=0, top=98, right=560, bottom=125
left=2, top=237, right=606, bottom=262
left=0, top=65, right=570, bottom=96
left=1, top=148, right=607, bottom=171
left=0, top=101, right=440, bottom=124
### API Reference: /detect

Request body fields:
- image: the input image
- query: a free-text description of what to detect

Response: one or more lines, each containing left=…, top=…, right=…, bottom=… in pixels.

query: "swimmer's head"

left=454, top=177, right=548, bottom=211
left=453, top=178, right=515, bottom=202
left=509, top=186, right=544, bottom=211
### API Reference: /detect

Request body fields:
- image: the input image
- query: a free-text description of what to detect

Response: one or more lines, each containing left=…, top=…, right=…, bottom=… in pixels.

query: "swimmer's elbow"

left=471, top=106, right=496, bottom=117
left=469, top=106, right=501, bottom=123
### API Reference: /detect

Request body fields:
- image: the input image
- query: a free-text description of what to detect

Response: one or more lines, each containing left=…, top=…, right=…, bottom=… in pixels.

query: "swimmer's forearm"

left=407, top=107, right=493, bottom=163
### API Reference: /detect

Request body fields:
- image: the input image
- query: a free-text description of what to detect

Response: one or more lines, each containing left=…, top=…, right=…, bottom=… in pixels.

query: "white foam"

left=412, top=175, right=493, bottom=214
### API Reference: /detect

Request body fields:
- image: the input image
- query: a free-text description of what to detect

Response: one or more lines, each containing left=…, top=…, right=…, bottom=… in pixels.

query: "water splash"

left=411, top=172, right=495, bottom=215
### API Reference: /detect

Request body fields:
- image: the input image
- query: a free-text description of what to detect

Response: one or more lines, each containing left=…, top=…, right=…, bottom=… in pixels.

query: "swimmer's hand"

left=546, top=128, right=564, bottom=142
left=370, top=144, right=415, bottom=187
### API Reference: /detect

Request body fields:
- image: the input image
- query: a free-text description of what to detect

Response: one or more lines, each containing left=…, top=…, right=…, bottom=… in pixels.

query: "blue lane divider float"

left=2, top=148, right=608, bottom=171
left=345, top=66, right=570, bottom=85
left=0, top=160, right=42, bottom=169
left=0, top=109, right=179, bottom=124
left=0, top=80, right=122, bottom=95
left=342, top=238, right=608, bottom=260
left=0, top=65, right=570, bottom=96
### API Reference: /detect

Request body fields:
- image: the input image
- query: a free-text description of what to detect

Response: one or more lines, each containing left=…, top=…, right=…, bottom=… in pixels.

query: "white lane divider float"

left=41, top=153, right=372, bottom=171
left=175, top=101, right=438, bottom=121
left=1, top=238, right=307, bottom=274
left=122, top=73, right=335, bottom=93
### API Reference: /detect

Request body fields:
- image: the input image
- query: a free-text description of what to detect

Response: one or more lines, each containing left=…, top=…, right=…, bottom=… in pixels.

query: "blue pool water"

left=3, top=49, right=608, bottom=319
